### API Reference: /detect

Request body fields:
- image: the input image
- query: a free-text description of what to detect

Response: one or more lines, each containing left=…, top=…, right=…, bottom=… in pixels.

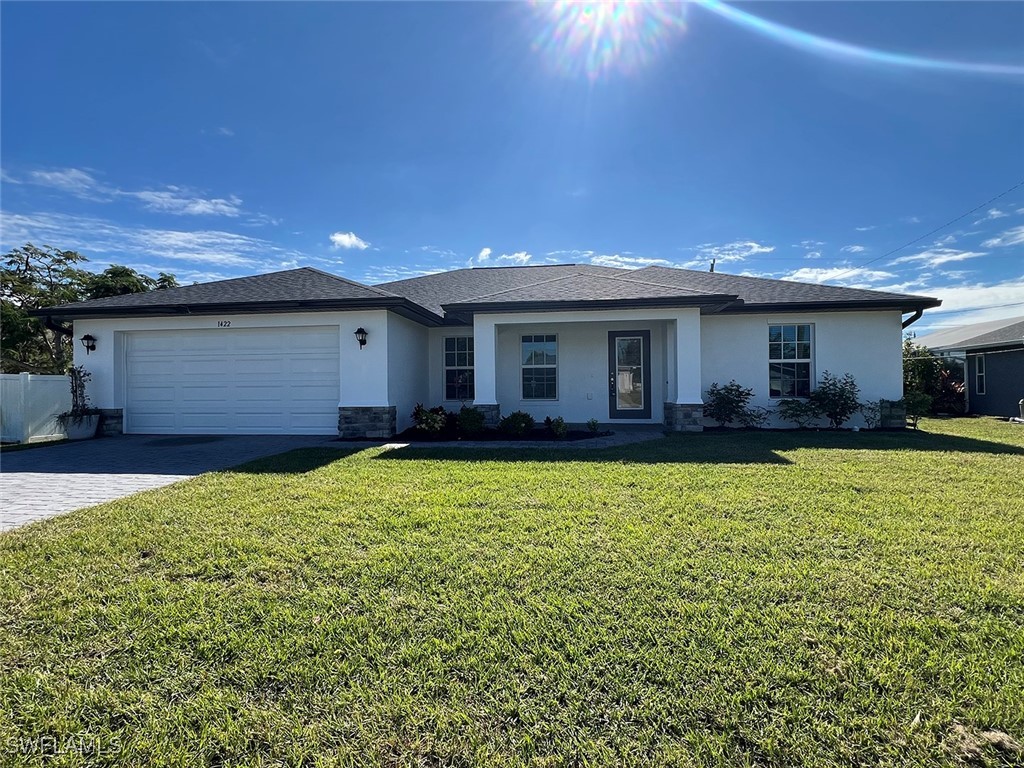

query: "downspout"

left=901, top=309, right=924, bottom=329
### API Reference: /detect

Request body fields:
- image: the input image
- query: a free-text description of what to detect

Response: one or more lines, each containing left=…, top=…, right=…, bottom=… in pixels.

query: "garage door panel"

left=125, top=327, right=340, bottom=435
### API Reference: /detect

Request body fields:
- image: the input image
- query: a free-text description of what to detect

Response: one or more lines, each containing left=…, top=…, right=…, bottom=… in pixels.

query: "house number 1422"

left=217, top=320, right=231, bottom=327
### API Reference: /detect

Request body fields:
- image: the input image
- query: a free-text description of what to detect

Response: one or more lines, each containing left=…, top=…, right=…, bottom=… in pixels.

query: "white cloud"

left=982, top=225, right=1024, bottom=248
left=477, top=247, right=492, bottom=262
left=840, top=244, right=866, bottom=253
left=129, top=188, right=243, bottom=217
left=589, top=253, right=672, bottom=269
left=495, top=251, right=532, bottom=265
left=361, top=265, right=446, bottom=283
left=903, top=216, right=922, bottom=224
left=793, top=240, right=825, bottom=249
left=935, top=234, right=957, bottom=245
left=913, top=276, right=1024, bottom=330
left=416, top=245, right=457, bottom=258
left=0, top=210, right=303, bottom=270
left=29, top=168, right=107, bottom=197
left=18, top=166, right=256, bottom=220
left=782, top=266, right=895, bottom=286
left=329, top=231, right=370, bottom=250
left=973, top=207, right=1008, bottom=224
left=217, top=127, right=235, bottom=137
left=696, top=240, right=774, bottom=262
left=855, top=225, right=876, bottom=232
left=804, top=251, right=822, bottom=260
left=890, top=248, right=987, bottom=268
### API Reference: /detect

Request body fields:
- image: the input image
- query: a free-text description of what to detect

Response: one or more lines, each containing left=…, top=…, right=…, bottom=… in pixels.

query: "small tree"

left=703, top=381, right=754, bottom=427
left=57, top=365, right=100, bottom=427
left=809, top=371, right=860, bottom=429
left=776, top=398, right=823, bottom=429
left=903, top=391, right=932, bottom=430
left=858, top=400, right=882, bottom=430
left=737, top=405, right=772, bottom=429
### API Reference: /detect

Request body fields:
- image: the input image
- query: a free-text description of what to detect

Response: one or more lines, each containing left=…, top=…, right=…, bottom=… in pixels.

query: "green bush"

left=412, top=403, right=448, bottom=433
left=545, top=416, right=569, bottom=439
left=776, top=398, right=823, bottom=429
left=903, top=391, right=933, bottom=430
left=499, top=411, right=535, bottom=437
left=809, top=371, right=860, bottom=429
left=858, top=400, right=882, bottom=430
left=738, top=405, right=771, bottom=429
left=586, top=418, right=600, bottom=433
left=457, top=406, right=485, bottom=436
left=703, top=381, right=755, bottom=427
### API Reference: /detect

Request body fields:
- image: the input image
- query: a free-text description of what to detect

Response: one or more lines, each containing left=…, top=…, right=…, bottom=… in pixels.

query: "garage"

left=124, top=326, right=341, bottom=435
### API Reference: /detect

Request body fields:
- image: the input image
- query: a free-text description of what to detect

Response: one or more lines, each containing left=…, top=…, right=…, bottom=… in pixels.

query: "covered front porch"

left=464, top=308, right=705, bottom=431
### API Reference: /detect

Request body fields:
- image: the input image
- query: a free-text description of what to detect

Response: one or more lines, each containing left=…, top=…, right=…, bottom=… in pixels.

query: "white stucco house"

left=34, top=264, right=940, bottom=437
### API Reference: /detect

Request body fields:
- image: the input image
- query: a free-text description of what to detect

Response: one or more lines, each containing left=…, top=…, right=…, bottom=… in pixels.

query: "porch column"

left=472, top=315, right=501, bottom=425
left=665, top=309, right=704, bottom=431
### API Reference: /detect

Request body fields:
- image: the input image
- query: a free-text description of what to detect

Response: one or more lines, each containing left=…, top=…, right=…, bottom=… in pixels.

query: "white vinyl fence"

left=0, top=373, right=71, bottom=444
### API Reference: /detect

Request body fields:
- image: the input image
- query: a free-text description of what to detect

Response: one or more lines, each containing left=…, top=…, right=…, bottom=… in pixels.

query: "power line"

left=827, top=178, right=1024, bottom=282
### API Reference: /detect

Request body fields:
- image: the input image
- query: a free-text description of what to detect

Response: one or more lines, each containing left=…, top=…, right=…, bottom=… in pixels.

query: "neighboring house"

left=917, top=316, right=1024, bottom=418
left=32, top=264, right=939, bottom=437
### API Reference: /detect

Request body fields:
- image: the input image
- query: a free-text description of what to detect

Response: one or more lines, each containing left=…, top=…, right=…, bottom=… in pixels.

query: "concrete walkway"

left=0, top=435, right=333, bottom=531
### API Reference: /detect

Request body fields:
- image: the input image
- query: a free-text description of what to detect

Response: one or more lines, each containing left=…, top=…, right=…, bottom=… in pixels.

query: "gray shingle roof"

left=917, top=316, right=1024, bottom=351
left=36, top=262, right=941, bottom=323
left=376, top=264, right=626, bottom=316
left=631, top=266, right=939, bottom=309
left=33, top=268, right=436, bottom=321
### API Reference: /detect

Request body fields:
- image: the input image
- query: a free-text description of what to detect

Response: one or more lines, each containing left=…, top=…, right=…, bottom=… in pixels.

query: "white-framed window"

left=975, top=354, right=986, bottom=395
left=768, top=324, right=813, bottom=398
left=444, top=336, right=474, bottom=401
left=521, top=334, right=557, bottom=400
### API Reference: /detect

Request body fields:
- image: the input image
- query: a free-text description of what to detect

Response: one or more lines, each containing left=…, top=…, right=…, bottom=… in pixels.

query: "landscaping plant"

left=586, top=418, right=600, bottom=433
left=809, top=371, right=861, bottom=429
left=456, top=406, right=485, bottom=436
left=56, top=365, right=101, bottom=427
left=544, top=415, right=569, bottom=439
left=703, top=380, right=755, bottom=427
left=498, top=410, right=535, bottom=437
left=776, top=398, right=823, bottom=429
left=903, top=391, right=933, bottom=430
left=411, top=403, right=448, bottom=433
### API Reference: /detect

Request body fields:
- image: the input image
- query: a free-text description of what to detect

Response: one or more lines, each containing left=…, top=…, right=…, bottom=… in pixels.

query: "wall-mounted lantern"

left=354, top=327, right=368, bottom=349
left=80, top=334, right=97, bottom=354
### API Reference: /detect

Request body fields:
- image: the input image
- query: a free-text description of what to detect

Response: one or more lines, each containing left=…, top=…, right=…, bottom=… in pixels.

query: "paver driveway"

left=0, top=435, right=334, bottom=531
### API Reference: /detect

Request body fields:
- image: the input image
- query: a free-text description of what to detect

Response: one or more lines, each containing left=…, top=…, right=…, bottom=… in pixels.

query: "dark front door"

left=608, top=330, right=651, bottom=419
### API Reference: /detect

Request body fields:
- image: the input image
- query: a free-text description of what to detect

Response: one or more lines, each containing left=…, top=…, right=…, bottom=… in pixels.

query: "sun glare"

left=530, top=1, right=690, bottom=80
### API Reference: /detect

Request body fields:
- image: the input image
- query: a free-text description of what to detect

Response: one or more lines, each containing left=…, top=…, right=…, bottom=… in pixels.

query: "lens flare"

left=697, top=0, right=1024, bottom=78
left=529, top=1, right=1024, bottom=80
left=531, top=1, right=690, bottom=80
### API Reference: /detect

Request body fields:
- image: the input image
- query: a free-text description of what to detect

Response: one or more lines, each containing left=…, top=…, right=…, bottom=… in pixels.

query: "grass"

left=1, top=418, right=1022, bottom=766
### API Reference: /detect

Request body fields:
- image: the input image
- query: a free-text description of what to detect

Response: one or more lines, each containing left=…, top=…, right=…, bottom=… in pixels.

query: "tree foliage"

left=809, top=371, right=861, bottom=429
left=1, top=243, right=177, bottom=373
left=703, top=380, right=755, bottom=427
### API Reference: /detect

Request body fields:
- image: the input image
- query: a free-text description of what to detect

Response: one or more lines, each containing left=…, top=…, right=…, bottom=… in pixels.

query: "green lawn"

left=2, top=419, right=1023, bottom=767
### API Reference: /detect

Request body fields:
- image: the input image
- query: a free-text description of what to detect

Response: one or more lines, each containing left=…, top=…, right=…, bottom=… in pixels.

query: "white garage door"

left=125, top=326, right=340, bottom=435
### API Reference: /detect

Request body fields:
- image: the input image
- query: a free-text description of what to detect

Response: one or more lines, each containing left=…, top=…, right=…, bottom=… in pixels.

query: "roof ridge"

left=456, top=273, right=584, bottom=303
left=591, top=271, right=725, bottom=296
left=298, top=266, right=400, bottom=297
left=636, top=265, right=935, bottom=301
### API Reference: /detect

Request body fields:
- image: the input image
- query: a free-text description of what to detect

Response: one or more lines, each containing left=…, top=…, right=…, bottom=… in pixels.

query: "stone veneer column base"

left=473, top=403, right=501, bottom=427
left=338, top=406, right=397, bottom=439
left=99, top=408, right=124, bottom=436
left=878, top=399, right=907, bottom=429
left=664, top=402, right=704, bottom=432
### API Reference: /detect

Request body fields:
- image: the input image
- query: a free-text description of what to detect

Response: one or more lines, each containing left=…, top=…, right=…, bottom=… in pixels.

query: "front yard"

left=1, top=419, right=1022, bottom=766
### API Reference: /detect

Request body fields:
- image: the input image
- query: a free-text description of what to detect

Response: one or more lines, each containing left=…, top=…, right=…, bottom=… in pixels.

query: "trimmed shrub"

left=703, top=381, right=754, bottom=427
left=545, top=416, right=568, bottom=439
left=776, top=398, right=823, bottom=429
left=457, top=406, right=486, bottom=436
left=586, top=418, right=600, bottom=433
left=499, top=411, right=535, bottom=437
left=412, top=403, right=448, bottom=433
left=809, top=371, right=860, bottom=429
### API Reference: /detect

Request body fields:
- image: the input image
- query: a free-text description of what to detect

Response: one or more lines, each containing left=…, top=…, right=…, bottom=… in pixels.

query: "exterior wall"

left=72, top=309, right=392, bottom=433
left=700, top=310, right=904, bottom=428
left=968, top=349, right=1024, bottom=417
left=387, top=313, right=430, bottom=432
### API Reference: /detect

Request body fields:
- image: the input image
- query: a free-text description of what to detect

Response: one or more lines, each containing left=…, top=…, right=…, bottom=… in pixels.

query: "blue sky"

left=2, top=1, right=1022, bottom=333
